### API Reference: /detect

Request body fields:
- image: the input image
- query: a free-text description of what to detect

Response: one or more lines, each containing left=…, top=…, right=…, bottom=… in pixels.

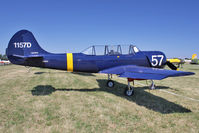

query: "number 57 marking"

left=151, top=55, right=164, bottom=66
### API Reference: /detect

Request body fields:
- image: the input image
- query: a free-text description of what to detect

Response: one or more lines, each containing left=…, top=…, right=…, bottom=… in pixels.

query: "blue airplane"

left=6, top=30, right=194, bottom=96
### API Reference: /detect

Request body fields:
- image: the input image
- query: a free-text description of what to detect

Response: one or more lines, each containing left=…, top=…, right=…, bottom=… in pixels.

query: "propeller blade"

left=166, top=61, right=178, bottom=70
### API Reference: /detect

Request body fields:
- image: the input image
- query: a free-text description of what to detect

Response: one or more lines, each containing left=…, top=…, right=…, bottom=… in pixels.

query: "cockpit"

left=81, top=45, right=140, bottom=55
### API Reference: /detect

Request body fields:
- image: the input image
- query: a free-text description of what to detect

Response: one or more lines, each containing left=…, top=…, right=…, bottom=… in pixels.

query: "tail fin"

left=6, top=30, right=48, bottom=64
left=192, top=54, right=197, bottom=60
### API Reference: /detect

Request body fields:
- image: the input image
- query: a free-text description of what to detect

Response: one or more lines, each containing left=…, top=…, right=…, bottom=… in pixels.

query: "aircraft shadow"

left=34, top=71, right=95, bottom=76
left=34, top=71, right=67, bottom=75
left=31, top=79, right=191, bottom=114
left=34, top=72, right=46, bottom=75
left=72, top=72, right=96, bottom=76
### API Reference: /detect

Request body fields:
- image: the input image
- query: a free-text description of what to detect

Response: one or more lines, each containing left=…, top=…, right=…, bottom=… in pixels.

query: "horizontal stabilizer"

left=12, top=54, right=43, bottom=59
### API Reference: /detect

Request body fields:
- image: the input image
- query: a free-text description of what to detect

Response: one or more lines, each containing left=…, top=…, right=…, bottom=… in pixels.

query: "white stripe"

left=135, top=82, right=146, bottom=86
left=159, top=90, right=199, bottom=102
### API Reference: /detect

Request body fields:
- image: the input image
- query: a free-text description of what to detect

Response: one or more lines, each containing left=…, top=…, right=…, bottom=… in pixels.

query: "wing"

left=99, top=65, right=194, bottom=80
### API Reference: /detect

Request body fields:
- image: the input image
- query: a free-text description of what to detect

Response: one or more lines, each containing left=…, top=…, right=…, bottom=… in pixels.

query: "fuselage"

left=16, top=51, right=167, bottom=73
left=6, top=30, right=167, bottom=72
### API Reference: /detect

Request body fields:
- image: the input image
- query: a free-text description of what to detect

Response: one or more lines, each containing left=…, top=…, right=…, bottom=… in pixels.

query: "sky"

left=0, top=0, right=198, bottom=58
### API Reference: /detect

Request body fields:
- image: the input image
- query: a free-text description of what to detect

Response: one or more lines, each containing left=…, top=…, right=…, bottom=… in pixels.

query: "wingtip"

left=189, top=72, right=195, bottom=75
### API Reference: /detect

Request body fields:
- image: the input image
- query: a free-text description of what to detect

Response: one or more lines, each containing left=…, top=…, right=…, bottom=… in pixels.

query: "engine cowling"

left=142, top=51, right=167, bottom=68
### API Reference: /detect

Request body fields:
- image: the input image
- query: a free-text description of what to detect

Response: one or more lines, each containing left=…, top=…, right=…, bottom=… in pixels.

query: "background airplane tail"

left=192, top=54, right=197, bottom=60
left=6, top=30, right=48, bottom=64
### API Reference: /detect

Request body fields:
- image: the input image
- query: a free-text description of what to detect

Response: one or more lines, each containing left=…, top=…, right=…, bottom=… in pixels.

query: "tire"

left=107, top=80, right=114, bottom=88
left=124, top=87, right=134, bottom=96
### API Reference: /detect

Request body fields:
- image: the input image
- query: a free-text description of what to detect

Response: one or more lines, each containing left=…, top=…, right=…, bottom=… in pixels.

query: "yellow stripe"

left=67, top=53, right=73, bottom=72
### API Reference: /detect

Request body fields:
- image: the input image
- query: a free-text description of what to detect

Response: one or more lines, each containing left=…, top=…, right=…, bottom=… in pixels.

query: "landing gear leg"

left=124, top=79, right=134, bottom=96
left=107, top=74, right=114, bottom=88
left=149, top=80, right=156, bottom=90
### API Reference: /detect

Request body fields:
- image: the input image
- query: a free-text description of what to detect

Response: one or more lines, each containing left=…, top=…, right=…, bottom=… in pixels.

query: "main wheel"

left=124, top=87, right=134, bottom=96
left=107, top=80, right=114, bottom=88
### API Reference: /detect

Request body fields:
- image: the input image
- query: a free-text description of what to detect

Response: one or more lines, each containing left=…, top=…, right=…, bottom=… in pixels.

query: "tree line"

left=0, top=54, right=8, bottom=60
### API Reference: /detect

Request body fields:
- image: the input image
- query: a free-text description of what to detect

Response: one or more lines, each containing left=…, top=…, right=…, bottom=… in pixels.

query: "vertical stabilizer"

left=192, top=54, right=197, bottom=60
left=6, top=30, right=49, bottom=64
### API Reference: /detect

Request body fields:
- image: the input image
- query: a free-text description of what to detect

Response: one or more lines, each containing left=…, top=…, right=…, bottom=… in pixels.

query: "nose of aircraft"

left=159, top=51, right=167, bottom=67
left=143, top=51, right=167, bottom=68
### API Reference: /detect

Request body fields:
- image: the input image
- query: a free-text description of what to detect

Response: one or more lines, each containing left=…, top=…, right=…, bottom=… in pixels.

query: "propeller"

left=166, top=61, right=178, bottom=70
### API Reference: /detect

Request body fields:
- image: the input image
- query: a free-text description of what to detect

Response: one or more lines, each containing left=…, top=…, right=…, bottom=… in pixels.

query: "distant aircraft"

left=6, top=30, right=195, bottom=96
left=192, top=54, right=197, bottom=60
left=167, top=58, right=185, bottom=68
left=0, top=60, right=10, bottom=65
left=190, top=54, right=199, bottom=65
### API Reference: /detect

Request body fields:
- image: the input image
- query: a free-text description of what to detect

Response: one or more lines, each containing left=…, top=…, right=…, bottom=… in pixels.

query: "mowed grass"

left=0, top=64, right=199, bottom=133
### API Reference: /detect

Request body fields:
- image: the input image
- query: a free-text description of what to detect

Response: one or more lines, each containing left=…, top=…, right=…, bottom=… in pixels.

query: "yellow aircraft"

left=192, top=54, right=197, bottom=60
left=167, top=58, right=185, bottom=68
left=191, top=54, right=199, bottom=64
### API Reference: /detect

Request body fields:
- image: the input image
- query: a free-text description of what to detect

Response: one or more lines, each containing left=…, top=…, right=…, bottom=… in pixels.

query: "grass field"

left=0, top=64, right=199, bottom=133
